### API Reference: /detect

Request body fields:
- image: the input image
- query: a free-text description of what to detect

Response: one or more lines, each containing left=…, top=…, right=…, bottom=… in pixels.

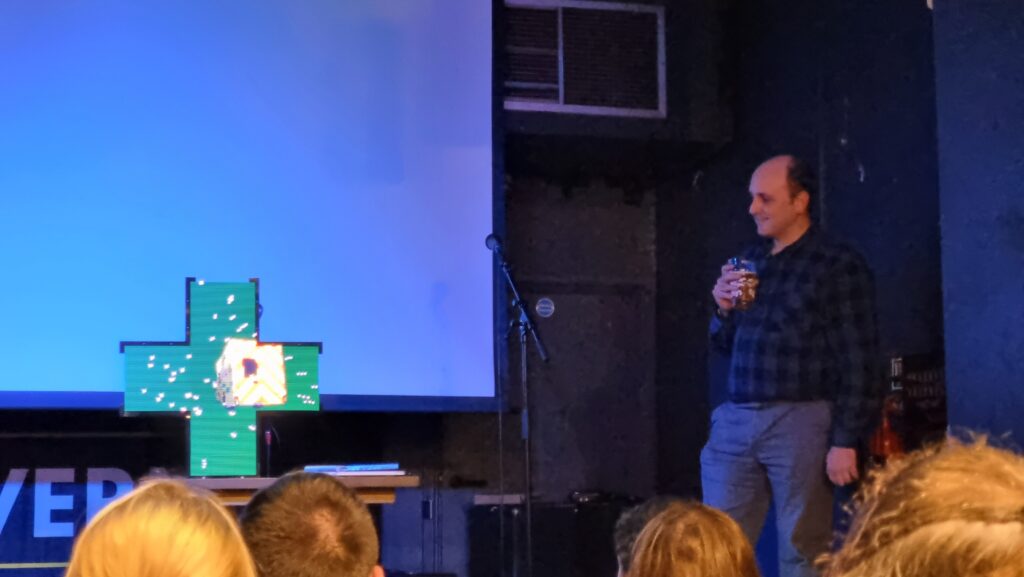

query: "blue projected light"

left=0, top=2, right=494, bottom=409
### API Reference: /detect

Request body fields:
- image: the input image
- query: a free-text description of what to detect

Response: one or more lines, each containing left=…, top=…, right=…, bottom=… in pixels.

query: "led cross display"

left=121, top=279, right=321, bottom=476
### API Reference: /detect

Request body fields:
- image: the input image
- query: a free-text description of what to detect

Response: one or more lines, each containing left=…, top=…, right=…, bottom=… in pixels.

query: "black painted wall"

left=933, top=1, right=1024, bottom=442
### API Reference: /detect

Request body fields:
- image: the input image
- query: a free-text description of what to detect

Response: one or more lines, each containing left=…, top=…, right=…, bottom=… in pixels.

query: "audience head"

left=628, top=500, right=760, bottom=577
left=824, top=438, right=1024, bottom=577
left=240, top=472, right=382, bottom=577
left=66, top=479, right=257, bottom=577
left=614, top=496, right=684, bottom=577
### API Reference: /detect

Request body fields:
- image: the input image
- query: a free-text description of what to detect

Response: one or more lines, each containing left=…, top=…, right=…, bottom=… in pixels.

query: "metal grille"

left=562, top=9, right=659, bottom=109
left=505, top=8, right=560, bottom=102
left=504, top=1, right=665, bottom=117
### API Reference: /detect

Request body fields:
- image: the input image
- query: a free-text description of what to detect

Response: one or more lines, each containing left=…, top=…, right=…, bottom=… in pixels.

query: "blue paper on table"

left=304, top=463, right=402, bottom=474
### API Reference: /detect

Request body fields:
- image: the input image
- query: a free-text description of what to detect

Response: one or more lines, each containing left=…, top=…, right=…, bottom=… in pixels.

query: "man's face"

left=748, top=161, right=808, bottom=240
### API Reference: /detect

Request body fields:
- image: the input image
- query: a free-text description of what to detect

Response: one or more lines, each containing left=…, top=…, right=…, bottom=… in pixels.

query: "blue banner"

left=0, top=469, right=133, bottom=576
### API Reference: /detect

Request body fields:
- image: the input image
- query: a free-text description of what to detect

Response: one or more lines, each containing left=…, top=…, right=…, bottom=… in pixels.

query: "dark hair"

left=240, top=472, right=378, bottom=577
left=613, top=496, right=683, bottom=573
left=786, top=156, right=817, bottom=212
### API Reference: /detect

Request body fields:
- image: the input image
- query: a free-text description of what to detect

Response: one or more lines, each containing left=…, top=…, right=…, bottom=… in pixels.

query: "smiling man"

left=702, top=155, right=882, bottom=577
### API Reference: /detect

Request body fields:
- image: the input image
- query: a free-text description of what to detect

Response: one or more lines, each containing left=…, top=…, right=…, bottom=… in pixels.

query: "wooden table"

left=188, top=474, right=421, bottom=506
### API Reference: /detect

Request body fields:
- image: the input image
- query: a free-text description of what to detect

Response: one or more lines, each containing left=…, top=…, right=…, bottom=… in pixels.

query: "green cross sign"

left=121, top=279, right=320, bottom=476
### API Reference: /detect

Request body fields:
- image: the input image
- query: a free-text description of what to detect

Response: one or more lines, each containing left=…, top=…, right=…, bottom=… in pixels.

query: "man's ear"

left=795, top=189, right=810, bottom=214
left=370, top=564, right=385, bottom=577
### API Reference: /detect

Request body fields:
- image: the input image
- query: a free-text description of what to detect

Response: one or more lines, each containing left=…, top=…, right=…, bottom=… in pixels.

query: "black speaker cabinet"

left=468, top=502, right=624, bottom=577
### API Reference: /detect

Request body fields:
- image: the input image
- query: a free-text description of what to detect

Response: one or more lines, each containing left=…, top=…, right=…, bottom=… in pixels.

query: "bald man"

left=702, top=156, right=881, bottom=577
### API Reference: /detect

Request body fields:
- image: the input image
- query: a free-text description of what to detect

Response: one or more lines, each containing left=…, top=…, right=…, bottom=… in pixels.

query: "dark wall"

left=824, top=1, right=942, bottom=357
left=0, top=411, right=187, bottom=478
left=933, top=1, right=1024, bottom=441
left=0, top=410, right=452, bottom=480
left=503, top=165, right=658, bottom=500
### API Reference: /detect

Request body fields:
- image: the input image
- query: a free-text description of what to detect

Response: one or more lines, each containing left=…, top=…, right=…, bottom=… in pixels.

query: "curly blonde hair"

left=66, top=479, right=257, bottom=577
left=823, top=438, right=1024, bottom=577
left=628, top=501, right=760, bottom=577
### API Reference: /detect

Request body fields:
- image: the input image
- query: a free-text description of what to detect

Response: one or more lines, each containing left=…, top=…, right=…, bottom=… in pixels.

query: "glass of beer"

left=728, top=257, right=758, bottom=311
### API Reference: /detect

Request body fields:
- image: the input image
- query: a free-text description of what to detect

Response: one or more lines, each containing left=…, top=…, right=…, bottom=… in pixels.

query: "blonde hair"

left=823, top=438, right=1024, bottom=577
left=66, top=479, right=257, bottom=577
left=628, top=501, right=760, bottom=577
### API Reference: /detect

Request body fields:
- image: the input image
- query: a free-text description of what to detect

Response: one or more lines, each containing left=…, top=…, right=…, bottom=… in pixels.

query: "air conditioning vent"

left=504, top=1, right=666, bottom=118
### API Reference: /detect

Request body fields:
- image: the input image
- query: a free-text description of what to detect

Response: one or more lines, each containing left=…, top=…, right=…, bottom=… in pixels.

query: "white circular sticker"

left=535, top=297, right=555, bottom=318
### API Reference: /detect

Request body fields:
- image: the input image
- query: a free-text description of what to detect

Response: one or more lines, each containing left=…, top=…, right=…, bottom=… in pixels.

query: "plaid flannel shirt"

left=710, top=227, right=882, bottom=447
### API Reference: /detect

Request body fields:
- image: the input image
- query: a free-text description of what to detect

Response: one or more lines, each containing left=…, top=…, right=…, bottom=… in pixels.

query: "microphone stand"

left=491, top=240, right=549, bottom=577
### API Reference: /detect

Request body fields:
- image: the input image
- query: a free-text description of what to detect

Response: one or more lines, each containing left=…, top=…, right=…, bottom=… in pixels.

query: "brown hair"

left=240, top=472, right=378, bottom=577
left=628, top=501, right=760, bottom=577
left=823, top=438, right=1024, bottom=577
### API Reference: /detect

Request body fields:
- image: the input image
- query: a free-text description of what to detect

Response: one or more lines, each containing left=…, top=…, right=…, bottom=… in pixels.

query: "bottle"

left=870, top=357, right=906, bottom=465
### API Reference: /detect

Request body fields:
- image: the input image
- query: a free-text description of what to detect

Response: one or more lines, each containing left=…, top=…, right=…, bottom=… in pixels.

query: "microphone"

left=485, top=234, right=503, bottom=254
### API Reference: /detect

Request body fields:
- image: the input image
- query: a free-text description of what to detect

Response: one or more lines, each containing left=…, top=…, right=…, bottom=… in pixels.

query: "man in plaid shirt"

left=702, top=155, right=881, bottom=577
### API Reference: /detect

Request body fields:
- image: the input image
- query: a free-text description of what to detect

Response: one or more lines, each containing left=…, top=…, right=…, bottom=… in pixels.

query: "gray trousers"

left=700, top=401, right=833, bottom=577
